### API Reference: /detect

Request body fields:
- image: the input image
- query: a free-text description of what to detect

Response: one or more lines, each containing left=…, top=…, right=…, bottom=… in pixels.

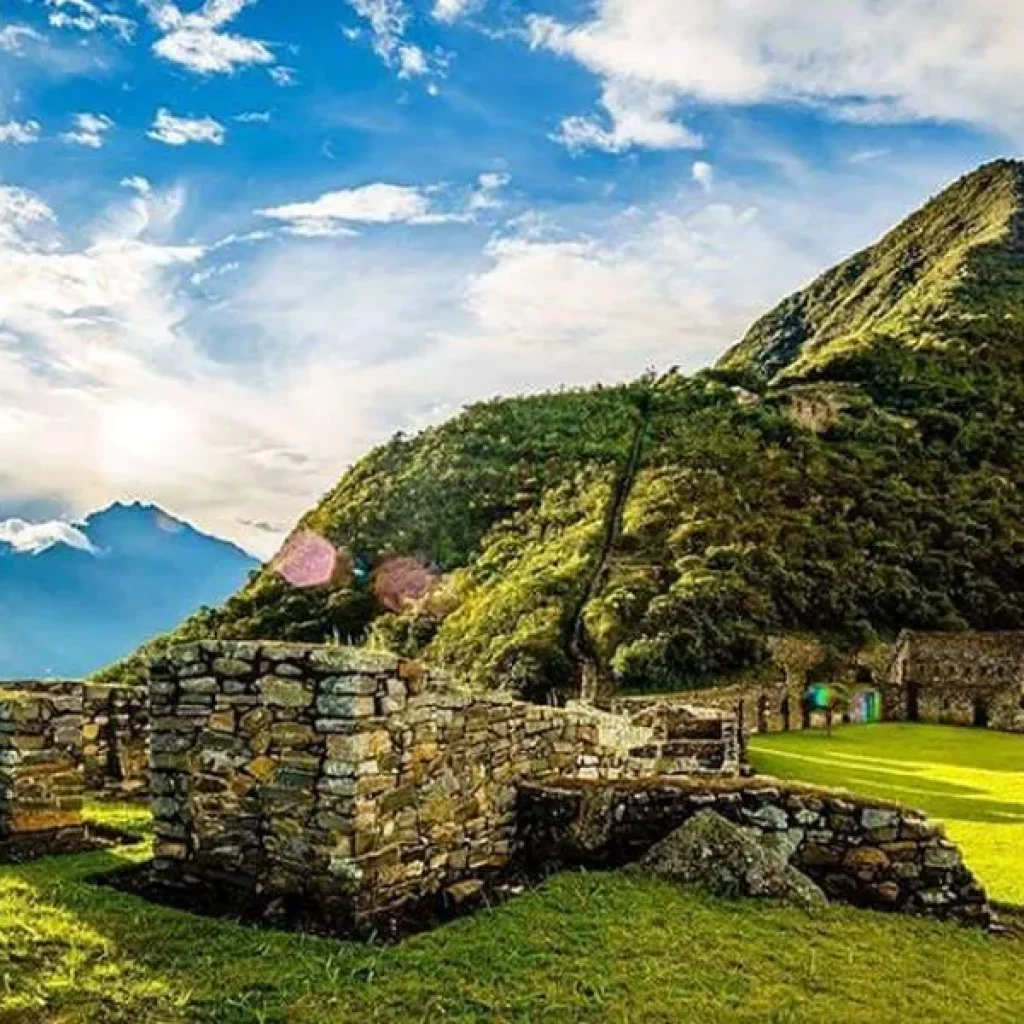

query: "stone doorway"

left=973, top=697, right=990, bottom=729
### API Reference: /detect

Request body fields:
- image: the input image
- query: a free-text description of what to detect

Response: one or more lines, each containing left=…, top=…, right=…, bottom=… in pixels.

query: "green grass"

left=750, top=723, right=1024, bottom=905
left=83, top=800, right=154, bottom=840
left=1, top=827, right=1024, bottom=1023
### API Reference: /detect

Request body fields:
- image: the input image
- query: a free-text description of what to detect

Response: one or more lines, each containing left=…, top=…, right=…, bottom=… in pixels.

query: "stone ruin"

left=0, top=679, right=149, bottom=860
left=147, top=642, right=739, bottom=933
left=0, top=637, right=1005, bottom=936
left=886, top=631, right=1024, bottom=732
left=519, top=778, right=989, bottom=927
left=0, top=683, right=86, bottom=859
left=143, top=641, right=991, bottom=935
left=615, top=630, right=1024, bottom=739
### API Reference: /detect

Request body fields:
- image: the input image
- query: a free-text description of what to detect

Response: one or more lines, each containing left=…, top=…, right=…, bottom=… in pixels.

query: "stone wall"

left=608, top=639, right=893, bottom=739
left=2, top=680, right=150, bottom=795
left=886, top=631, right=1024, bottom=732
left=517, top=778, right=989, bottom=926
left=148, top=642, right=739, bottom=932
left=0, top=683, right=85, bottom=860
left=82, top=683, right=149, bottom=795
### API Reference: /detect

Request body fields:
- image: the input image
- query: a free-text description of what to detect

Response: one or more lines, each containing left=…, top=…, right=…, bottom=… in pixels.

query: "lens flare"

left=372, top=555, right=437, bottom=613
left=806, top=684, right=833, bottom=710
left=273, top=529, right=342, bottom=589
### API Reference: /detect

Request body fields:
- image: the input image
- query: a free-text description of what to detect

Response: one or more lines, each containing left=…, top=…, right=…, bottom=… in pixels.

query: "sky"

left=0, top=0, right=1022, bottom=558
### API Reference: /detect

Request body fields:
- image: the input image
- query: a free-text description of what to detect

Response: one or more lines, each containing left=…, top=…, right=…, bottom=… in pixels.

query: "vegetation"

left=99, top=160, right=1024, bottom=698
left=1, top=826, right=1023, bottom=1023
left=750, top=723, right=1024, bottom=905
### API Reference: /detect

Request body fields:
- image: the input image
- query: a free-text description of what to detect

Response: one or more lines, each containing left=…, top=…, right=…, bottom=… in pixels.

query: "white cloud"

left=551, top=78, right=701, bottom=154
left=121, top=175, right=152, bottom=195
left=0, top=26, right=44, bottom=54
left=462, top=203, right=769, bottom=354
left=0, top=120, right=41, bottom=145
left=848, top=148, right=890, bottom=165
left=145, top=0, right=275, bottom=74
left=478, top=172, right=510, bottom=191
left=258, top=183, right=460, bottom=236
left=148, top=108, right=226, bottom=146
left=269, top=65, right=296, bottom=86
left=432, top=0, right=474, bottom=23
left=234, top=110, right=271, bottom=123
left=0, top=187, right=58, bottom=246
left=0, top=518, right=97, bottom=555
left=46, top=0, right=135, bottom=40
left=397, top=44, right=428, bottom=78
left=346, top=0, right=441, bottom=79
left=692, top=161, right=714, bottom=192
left=61, top=112, right=113, bottom=148
left=0, top=143, right=976, bottom=559
left=530, top=0, right=1024, bottom=144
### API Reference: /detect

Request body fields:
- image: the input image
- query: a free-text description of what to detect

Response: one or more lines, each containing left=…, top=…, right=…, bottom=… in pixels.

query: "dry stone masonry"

left=517, top=778, right=990, bottom=926
left=148, top=641, right=739, bottom=933
left=83, top=683, right=150, bottom=795
left=886, top=631, right=1024, bottom=732
left=0, top=682, right=86, bottom=860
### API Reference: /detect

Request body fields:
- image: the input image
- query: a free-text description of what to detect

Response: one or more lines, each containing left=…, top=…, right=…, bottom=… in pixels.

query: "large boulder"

left=634, top=810, right=827, bottom=912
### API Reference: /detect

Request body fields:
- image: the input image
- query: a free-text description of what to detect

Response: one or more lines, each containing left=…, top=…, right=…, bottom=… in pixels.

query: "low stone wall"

left=517, top=778, right=990, bottom=927
left=0, top=683, right=85, bottom=860
left=610, top=684, right=808, bottom=737
left=886, top=631, right=1024, bottom=732
left=83, top=683, right=149, bottom=795
left=1, top=680, right=150, bottom=796
left=148, top=642, right=739, bottom=932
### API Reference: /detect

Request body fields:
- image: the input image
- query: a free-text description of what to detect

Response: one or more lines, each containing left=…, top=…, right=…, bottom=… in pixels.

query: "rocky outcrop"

left=634, top=809, right=826, bottom=911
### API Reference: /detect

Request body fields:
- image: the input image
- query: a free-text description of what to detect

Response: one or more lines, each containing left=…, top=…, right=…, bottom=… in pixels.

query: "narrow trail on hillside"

left=567, top=393, right=653, bottom=702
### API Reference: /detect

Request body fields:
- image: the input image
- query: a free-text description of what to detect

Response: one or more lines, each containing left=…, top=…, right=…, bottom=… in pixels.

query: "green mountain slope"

left=100, top=160, right=1024, bottom=697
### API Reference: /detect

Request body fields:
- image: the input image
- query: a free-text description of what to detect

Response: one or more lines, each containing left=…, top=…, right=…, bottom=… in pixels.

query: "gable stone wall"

left=885, top=631, right=1024, bottom=732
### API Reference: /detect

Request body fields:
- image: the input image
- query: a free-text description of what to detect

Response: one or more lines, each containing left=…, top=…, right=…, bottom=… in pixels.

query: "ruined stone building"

left=0, top=639, right=999, bottom=933
left=885, top=631, right=1024, bottom=733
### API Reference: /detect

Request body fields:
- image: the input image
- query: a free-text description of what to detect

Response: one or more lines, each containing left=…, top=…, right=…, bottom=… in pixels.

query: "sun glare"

left=99, top=399, right=192, bottom=477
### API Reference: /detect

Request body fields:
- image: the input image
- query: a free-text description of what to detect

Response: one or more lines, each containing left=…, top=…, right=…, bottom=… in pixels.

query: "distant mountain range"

left=0, top=502, right=258, bottom=679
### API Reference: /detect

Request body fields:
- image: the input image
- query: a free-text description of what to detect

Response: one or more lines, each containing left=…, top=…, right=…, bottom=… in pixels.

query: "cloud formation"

left=259, top=182, right=468, bottom=237
left=146, top=0, right=275, bottom=74
left=346, top=0, right=439, bottom=80
left=148, top=108, right=226, bottom=146
left=550, top=79, right=701, bottom=154
left=62, top=112, right=114, bottom=148
left=432, top=0, right=474, bottom=24
left=0, top=518, right=97, bottom=555
left=45, top=0, right=135, bottom=39
left=531, top=0, right=1024, bottom=148
left=0, top=120, right=42, bottom=145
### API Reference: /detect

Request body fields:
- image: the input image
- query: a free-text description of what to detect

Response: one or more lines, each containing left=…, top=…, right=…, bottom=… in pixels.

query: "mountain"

left=102, top=160, right=1024, bottom=698
left=0, top=503, right=258, bottom=679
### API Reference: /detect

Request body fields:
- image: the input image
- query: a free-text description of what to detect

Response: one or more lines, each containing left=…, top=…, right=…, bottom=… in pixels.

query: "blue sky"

left=0, top=0, right=1020, bottom=556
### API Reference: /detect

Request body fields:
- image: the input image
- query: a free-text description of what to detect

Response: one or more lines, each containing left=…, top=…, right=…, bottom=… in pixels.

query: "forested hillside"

left=100, top=160, right=1024, bottom=698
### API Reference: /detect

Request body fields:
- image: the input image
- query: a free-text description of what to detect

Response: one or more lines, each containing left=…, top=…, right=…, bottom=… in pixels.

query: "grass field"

left=749, top=723, right=1024, bottom=905
left=0, top=795, right=1019, bottom=1023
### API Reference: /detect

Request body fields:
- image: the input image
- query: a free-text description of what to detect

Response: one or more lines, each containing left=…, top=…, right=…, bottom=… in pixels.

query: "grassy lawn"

left=0, top=816, right=1022, bottom=1023
left=749, top=723, right=1024, bottom=905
